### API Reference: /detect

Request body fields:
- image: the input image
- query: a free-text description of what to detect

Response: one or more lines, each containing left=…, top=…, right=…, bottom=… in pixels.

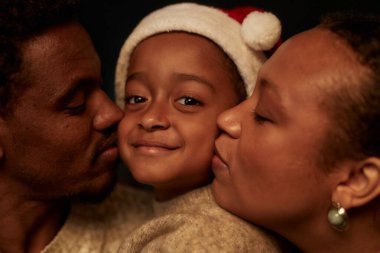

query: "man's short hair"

left=0, top=0, right=80, bottom=116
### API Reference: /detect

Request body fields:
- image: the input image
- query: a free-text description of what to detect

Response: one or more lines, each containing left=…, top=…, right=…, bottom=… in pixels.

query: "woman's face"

left=212, top=28, right=354, bottom=232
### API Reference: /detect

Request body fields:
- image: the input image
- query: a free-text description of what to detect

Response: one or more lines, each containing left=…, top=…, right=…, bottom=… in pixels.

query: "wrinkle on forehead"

left=19, top=22, right=100, bottom=105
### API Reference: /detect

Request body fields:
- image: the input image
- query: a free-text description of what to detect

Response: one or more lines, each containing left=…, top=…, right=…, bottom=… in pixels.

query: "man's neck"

left=0, top=192, right=70, bottom=253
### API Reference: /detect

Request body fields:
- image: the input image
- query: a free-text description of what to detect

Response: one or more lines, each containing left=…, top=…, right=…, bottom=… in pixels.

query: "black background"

left=78, top=0, right=379, bottom=185
left=79, top=0, right=379, bottom=100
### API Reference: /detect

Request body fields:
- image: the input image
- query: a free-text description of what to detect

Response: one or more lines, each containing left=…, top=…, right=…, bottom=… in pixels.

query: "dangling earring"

left=327, top=202, right=349, bottom=231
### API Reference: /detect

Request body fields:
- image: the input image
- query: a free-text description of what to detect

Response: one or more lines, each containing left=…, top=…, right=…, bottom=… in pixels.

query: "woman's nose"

left=217, top=101, right=246, bottom=139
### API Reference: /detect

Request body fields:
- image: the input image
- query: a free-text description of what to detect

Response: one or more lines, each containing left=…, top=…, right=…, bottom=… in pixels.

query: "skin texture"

left=212, top=28, right=380, bottom=253
left=0, top=22, right=123, bottom=252
left=118, top=32, right=241, bottom=201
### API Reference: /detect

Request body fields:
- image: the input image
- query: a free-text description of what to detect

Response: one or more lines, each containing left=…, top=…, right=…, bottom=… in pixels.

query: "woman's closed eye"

left=253, top=111, right=271, bottom=124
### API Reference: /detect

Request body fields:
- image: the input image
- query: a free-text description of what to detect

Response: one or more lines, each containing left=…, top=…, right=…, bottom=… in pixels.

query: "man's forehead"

left=19, top=23, right=100, bottom=100
left=23, top=23, right=96, bottom=61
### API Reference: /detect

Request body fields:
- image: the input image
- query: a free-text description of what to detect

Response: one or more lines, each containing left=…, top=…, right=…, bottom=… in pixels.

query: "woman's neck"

left=285, top=207, right=380, bottom=253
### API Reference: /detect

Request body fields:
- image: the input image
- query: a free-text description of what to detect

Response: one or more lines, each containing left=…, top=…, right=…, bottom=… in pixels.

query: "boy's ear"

left=332, top=158, right=380, bottom=210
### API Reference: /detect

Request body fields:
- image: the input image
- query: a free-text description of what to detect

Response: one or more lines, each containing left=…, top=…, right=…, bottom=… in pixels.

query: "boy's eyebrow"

left=175, top=73, right=215, bottom=92
left=126, top=72, right=144, bottom=82
left=126, top=72, right=216, bottom=91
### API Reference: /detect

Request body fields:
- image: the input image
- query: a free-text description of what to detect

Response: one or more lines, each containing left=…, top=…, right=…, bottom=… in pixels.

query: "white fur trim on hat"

left=242, top=12, right=281, bottom=51
left=115, top=3, right=280, bottom=108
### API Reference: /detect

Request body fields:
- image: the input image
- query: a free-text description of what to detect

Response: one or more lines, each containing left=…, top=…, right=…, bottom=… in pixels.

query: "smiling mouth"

left=132, top=141, right=180, bottom=152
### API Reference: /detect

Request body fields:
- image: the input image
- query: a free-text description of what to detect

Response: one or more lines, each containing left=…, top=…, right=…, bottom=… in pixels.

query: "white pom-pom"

left=241, top=12, right=281, bottom=51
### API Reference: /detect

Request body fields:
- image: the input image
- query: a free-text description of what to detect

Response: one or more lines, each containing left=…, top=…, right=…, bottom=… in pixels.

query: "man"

left=0, top=0, right=153, bottom=252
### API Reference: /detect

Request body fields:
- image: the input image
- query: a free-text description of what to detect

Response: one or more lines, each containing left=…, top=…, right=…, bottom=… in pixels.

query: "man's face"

left=212, top=28, right=363, bottom=232
left=0, top=23, right=123, bottom=201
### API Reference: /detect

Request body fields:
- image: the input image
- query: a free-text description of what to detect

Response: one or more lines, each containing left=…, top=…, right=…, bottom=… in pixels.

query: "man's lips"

left=97, top=132, right=118, bottom=155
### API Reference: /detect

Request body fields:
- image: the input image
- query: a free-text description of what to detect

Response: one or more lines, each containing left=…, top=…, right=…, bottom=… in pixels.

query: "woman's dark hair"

left=317, top=12, right=380, bottom=168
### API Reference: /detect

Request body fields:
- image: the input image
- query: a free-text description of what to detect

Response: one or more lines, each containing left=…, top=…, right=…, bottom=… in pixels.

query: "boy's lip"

left=131, top=140, right=180, bottom=150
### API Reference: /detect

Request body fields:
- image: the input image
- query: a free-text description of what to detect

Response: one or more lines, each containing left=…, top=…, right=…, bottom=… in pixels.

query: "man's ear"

left=332, top=158, right=380, bottom=210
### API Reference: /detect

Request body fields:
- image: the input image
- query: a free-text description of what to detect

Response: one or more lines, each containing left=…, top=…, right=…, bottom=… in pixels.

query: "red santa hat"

left=115, top=2, right=281, bottom=108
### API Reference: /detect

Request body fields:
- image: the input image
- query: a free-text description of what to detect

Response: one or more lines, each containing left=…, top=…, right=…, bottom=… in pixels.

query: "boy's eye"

left=177, top=96, right=203, bottom=106
left=126, top=96, right=147, bottom=104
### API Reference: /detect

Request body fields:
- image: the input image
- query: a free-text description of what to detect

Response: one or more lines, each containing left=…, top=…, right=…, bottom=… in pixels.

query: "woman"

left=211, top=13, right=380, bottom=253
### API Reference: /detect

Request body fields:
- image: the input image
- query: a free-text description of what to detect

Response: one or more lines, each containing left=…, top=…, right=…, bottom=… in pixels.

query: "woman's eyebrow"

left=258, top=78, right=287, bottom=115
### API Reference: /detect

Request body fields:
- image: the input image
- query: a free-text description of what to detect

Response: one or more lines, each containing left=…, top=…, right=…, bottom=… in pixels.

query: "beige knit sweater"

left=41, top=184, right=155, bottom=253
left=117, top=185, right=287, bottom=253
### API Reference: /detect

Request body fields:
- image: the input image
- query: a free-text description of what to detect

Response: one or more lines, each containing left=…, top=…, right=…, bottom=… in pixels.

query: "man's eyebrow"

left=56, top=78, right=96, bottom=105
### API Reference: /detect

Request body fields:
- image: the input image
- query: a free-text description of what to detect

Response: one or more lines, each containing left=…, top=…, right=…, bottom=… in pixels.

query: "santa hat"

left=115, top=2, right=281, bottom=108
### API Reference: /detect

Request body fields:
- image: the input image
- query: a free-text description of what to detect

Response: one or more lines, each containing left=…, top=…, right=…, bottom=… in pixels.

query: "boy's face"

left=118, top=32, right=240, bottom=199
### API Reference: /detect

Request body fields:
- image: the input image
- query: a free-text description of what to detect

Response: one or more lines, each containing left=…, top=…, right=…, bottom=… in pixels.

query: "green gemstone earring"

left=327, top=202, right=349, bottom=231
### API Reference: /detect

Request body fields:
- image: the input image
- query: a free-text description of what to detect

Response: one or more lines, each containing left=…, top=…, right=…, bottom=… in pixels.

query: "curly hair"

left=0, top=0, right=80, bottom=116
left=317, top=12, right=380, bottom=168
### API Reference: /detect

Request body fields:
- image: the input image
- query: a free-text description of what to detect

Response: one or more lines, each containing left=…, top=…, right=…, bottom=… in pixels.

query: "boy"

left=115, top=3, right=292, bottom=252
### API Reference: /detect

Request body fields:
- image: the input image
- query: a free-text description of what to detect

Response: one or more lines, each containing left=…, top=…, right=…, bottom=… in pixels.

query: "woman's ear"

left=332, top=158, right=380, bottom=210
